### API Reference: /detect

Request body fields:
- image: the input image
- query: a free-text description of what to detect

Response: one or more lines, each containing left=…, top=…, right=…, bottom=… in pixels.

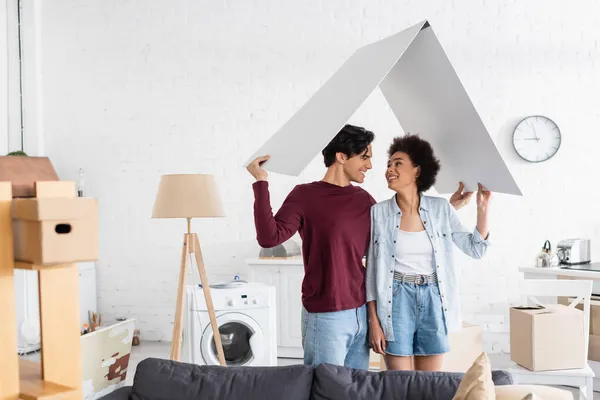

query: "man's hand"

left=369, top=319, right=387, bottom=355
left=449, top=181, right=473, bottom=210
left=247, top=155, right=270, bottom=181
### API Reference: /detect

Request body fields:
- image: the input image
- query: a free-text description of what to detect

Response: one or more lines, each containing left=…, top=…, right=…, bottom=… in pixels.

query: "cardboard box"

left=441, top=323, right=483, bottom=372
left=557, top=276, right=600, bottom=363
left=12, top=197, right=98, bottom=265
left=368, top=350, right=380, bottom=370
left=557, top=276, right=600, bottom=366
left=0, top=156, right=59, bottom=198
left=573, top=298, right=600, bottom=362
left=510, top=304, right=585, bottom=371
left=589, top=334, right=600, bottom=362
left=588, top=300, right=600, bottom=362
left=565, top=299, right=600, bottom=335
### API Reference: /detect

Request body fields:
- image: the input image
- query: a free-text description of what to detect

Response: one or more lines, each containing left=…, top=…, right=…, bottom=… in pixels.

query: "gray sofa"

left=101, top=357, right=513, bottom=400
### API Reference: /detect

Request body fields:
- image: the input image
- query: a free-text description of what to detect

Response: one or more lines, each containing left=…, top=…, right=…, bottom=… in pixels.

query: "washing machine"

left=182, top=281, right=277, bottom=366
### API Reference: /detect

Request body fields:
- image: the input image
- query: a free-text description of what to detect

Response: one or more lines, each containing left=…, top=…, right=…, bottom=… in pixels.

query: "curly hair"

left=322, top=124, right=375, bottom=167
left=387, top=134, right=440, bottom=193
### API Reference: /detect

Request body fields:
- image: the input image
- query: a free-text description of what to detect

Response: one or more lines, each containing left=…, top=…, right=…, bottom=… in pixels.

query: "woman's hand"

left=369, top=319, right=387, bottom=355
left=476, top=183, right=490, bottom=239
left=476, top=183, right=491, bottom=211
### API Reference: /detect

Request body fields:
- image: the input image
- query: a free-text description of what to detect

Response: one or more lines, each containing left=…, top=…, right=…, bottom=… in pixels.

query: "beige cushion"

left=495, top=385, right=574, bottom=400
left=451, top=351, right=574, bottom=400
left=521, top=395, right=543, bottom=400
left=452, top=352, right=495, bottom=399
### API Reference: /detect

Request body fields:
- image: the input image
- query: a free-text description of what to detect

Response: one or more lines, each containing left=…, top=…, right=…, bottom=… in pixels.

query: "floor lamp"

left=152, top=174, right=226, bottom=365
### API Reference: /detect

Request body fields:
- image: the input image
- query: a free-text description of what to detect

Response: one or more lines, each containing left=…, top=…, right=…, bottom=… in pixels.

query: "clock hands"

left=530, top=121, right=539, bottom=140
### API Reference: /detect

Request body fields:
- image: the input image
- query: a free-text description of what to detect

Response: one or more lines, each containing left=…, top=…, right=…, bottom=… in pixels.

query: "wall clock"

left=512, top=115, right=561, bottom=163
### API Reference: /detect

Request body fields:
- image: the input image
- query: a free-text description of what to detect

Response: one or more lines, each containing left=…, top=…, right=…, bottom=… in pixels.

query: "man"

left=247, top=124, right=471, bottom=370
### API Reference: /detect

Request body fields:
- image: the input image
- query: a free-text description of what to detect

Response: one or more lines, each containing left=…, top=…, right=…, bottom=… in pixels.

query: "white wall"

left=0, top=2, right=8, bottom=153
left=31, top=0, right=600, bottom=348
left=1, top=0, right=22, bottom=154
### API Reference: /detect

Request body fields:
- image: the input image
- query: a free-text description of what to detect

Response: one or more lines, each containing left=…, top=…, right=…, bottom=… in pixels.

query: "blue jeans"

left=385, top=280, right=449, bottom=357
left=301, top=305, right=369, bottom=370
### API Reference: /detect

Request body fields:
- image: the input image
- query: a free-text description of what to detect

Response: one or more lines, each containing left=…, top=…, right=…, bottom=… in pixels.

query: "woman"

left=365, top=134, right=491, bottom=371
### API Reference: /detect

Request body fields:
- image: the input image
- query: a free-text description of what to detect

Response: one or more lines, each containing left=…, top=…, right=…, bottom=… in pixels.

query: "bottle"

left=132, top=329, right=140, bottom=346
left=82, top=323, right=89, bottom=335
left=77, top=168, right=84, bottom=197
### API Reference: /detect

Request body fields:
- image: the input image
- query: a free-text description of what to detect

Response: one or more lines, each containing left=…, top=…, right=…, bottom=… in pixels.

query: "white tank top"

left=394, top=229, right=435, bottom=275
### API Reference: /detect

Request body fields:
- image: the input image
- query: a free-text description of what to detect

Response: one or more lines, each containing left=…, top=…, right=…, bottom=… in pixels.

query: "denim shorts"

left=385, top=279, right=449, bottom=357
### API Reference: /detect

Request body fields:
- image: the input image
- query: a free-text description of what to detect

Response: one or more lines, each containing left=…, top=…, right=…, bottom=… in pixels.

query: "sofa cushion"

left=311, top=363, right=513, bottom=400
left=97, top=386, right=132, bottom=400
left=452, top=352, right=495, bottom=399
left=129, top=358, right=313, bottom=400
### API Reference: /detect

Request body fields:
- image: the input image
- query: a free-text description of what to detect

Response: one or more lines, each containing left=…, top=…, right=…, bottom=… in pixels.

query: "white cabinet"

left=247, top=258, right=304, bottom=359
left=15, top=262, right=97, bottom=354
left=78, top=262, right=98, bottom=329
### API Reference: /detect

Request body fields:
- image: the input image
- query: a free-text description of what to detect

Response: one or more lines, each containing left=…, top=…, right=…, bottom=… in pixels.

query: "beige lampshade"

left=152, top=174, right=225, bottom=218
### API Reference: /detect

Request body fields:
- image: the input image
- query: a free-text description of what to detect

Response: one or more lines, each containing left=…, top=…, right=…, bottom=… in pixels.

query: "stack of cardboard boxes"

left=557, top=275, right=600, bottom=364
left=587, top=299, right=600, bottom=362
left=570, top=297, right=600, bottom=363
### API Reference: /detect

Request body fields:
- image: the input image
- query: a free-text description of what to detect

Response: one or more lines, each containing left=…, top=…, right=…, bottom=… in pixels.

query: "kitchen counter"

left=520, top=263, right=600, bottom=279
left=520, top=262, right=600, bottom=299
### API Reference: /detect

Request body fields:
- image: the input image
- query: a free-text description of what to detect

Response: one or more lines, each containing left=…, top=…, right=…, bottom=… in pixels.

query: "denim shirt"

left=365, top=194, right=490, bottom=341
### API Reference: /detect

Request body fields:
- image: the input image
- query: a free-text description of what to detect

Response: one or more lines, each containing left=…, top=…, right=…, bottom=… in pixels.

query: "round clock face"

left=512, top=116, right=561, bottom=163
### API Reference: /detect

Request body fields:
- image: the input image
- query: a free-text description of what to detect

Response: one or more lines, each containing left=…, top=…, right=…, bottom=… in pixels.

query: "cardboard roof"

left=245, top=20, right=521, bottom=195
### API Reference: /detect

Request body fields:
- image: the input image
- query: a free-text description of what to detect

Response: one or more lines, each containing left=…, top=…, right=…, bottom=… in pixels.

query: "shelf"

left=19, top=360, right=76, bottom=400
left=14, top=261, right=74, bottom=271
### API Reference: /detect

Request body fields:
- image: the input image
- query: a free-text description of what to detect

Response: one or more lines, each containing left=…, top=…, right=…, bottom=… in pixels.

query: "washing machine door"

left=200, top=313, right=265, bottom=366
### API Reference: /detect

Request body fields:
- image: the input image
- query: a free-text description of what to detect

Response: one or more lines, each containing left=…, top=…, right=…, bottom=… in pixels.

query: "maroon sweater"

left=252, top=180, right=376, bottom=313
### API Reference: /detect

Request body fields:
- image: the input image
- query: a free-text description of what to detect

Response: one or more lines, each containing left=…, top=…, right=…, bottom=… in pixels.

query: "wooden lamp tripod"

left=152, top=174, right=226, bottom=365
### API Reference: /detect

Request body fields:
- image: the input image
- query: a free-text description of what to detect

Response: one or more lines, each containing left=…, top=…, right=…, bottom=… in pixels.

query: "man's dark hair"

left=388, top=134, right=440, bottom=194
left=322, top=124, right=375, bottom=167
